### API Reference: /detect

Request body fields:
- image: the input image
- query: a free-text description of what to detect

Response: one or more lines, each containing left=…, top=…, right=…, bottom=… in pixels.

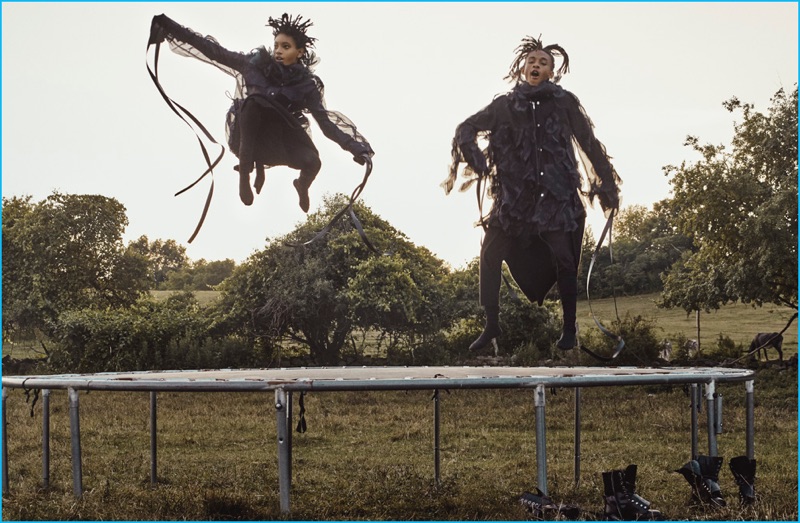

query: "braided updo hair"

left=267, top=13, right=318, bottom=67
left=505, top=35, right=570, bottom=84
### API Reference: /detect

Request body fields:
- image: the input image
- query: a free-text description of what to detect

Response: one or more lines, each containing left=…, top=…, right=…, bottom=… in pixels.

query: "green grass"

left=149, top=289, right=222, bottom=307
left=577, top=293, right=797, bottom=358
left=2, top=366, right=797, bottom=520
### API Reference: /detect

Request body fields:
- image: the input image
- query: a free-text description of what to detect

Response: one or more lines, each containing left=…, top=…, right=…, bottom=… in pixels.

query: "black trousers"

left=237, top=96, right=321, bottom=182
left=478, top=221, right=583, bottom=309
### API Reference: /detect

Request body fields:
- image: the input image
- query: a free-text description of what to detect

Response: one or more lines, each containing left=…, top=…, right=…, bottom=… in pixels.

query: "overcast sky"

left=3, top=2, right=797, bottom=269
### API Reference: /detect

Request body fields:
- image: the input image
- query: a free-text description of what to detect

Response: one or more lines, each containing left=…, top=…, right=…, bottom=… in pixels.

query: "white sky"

left=3, top=2, right=797, bottom=269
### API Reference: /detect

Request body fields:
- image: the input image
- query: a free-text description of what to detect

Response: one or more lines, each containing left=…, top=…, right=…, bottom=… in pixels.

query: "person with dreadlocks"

left=148, top=13, right=373, bottom=212
left=443, top=36, right=621, bottom=351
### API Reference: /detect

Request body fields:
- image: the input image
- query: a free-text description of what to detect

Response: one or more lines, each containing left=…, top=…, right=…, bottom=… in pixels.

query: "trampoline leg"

left=2, top=387, right=8, bottom=496
left=535, top=384, right=547, bottom=494
left=287, top=391, right=293, bottom=482
left=43, top=389, right=51, bottom=489
left=68, top=387, right=83, bottom=497
left=150, top=391, right=157, bottom=485
left=275, top=388, right=291, bottom=514
left=690, top=383, right=698, bottom=460
left=433, top=389, right=441, bottom=486
left=574, top=387, right=581, bottom=487
left=705, top=381, right=718, bottom=457
left=745, top=380, right=755, bottom=460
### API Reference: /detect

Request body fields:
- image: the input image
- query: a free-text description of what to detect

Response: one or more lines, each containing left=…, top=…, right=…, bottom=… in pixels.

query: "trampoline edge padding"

left=2, top=366, right=755, bottom=392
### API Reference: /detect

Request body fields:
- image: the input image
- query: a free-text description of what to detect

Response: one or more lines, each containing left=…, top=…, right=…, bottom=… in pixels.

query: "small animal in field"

left=684, top=339, right=699, bottom=358
left=748, top=332, right=784, bottom=361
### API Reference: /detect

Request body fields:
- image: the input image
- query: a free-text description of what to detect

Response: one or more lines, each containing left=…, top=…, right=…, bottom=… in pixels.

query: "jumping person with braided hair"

left=443, top=36, right=621, bottom=351
left=149, top=13, right=373, bottom=212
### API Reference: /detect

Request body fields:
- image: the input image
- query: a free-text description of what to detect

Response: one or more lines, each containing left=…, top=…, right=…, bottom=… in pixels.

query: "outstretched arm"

left=149, top=14, right=249, bottom=76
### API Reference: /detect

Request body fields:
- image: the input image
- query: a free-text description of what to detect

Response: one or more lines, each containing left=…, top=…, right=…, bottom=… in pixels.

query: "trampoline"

left=2, top=365, right=756, bottom=513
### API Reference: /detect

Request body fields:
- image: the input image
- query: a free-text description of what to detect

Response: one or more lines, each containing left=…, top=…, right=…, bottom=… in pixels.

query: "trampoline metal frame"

left=2, top=366, right=756, bottom=514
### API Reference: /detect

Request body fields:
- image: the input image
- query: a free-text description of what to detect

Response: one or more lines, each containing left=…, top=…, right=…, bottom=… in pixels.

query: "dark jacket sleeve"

left=305, top=79, right=374, bottom=158
left=563, top=91, right=621, bottom=210
left=151, top=14, right=249, bottom=73
left=454, top=98, right=503, bottom=175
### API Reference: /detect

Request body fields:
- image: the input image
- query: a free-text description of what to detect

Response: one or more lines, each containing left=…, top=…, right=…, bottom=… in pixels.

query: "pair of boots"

left=602, top=465, right=665, bottom=520
left=675, top=455, right=756, bottom=506
left=519, top=488, right=580, bottom=520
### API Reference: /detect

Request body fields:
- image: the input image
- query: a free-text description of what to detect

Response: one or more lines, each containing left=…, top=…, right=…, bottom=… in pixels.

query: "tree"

left=660, top=86, right=798, bottom=314
left=579, top=202, right=692, bottom=298
left=211, top=195, right=454, bottom=365
left=2, top=192, right=150, bottom=344
left=129, top=236, right=190, bottom=288
left=162, top=258, right=236, bottom=290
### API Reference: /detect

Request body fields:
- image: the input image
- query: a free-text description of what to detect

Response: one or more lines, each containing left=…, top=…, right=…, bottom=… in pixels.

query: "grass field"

left=1, top=367, right=797, bottom=520
left=2, top=293, right=797, bottom=519
left=577, top=293, right=797, bottom=359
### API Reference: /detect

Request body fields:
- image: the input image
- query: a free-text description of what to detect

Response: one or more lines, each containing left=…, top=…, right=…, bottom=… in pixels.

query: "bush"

left=49, top=293, right=218, bottom=373
left=710, top=333, right=742, bottom=361
left=579, top=313, right=663, bottom=365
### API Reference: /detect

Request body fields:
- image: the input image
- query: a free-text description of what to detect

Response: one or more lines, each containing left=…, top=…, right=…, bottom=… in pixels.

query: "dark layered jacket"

left=446, top=81, right=620, bottom=238
left=152, top=14, right=373, bottom=162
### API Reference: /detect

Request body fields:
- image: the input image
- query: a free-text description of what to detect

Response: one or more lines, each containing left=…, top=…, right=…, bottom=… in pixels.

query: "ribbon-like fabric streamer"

left=579, top=214, right=626, bottom=362
left=146, top=33, right=224, bottom=243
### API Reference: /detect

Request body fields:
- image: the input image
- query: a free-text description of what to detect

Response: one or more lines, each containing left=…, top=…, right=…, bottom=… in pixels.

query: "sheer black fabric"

left=444, top=81, right=621, bottom=238
left=152, top=14, right=373, bottom=170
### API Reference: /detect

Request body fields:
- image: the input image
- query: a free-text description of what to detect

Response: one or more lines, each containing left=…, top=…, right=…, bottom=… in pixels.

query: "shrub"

left=579, top=313, right=663, bottom=365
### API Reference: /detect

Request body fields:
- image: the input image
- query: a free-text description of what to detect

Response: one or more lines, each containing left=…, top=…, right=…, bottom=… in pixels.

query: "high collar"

left=253, top=47, right=311, bottom=85
left=510, top=81, right=563, bottom=112
left=513, top=81, right=561, bottom=100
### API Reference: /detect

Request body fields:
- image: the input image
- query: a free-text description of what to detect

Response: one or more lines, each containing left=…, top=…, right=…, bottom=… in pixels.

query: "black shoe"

left=729, top=456, right=756, bottom=505
left=557, top=329, right=577, bottom=350
left=239, top=171, right=254, bottom=206
left=469, top=325, right=501, bottom=351
left=293, top=178, right=310, bottom=213
left=675, top=457, right=726, bottom=507
left=520, top=488, right=581, bottom=520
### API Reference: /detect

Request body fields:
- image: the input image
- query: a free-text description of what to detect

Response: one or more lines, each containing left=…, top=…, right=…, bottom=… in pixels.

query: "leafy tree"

left=211, top=195, right=454, bottom=365
left=2, top=192, right=149, bottom=345
left=579, top=202, right=692, bottom=298
left=162, top=258, right=236, bottom=290
left=129, top=235, right=190, bottom=288
left=660, top=86, right=798, bottom=313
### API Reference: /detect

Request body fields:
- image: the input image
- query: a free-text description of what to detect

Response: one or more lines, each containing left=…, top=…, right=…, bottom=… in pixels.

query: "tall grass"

left=2, top=366, right=797, bottom=520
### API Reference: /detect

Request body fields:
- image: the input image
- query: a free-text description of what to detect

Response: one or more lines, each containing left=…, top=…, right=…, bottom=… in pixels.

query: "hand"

left=148, top=15, right=168, bottom=46
left=598, top=190, right=620, bottom=213
left=353, top=153, right=371, bottom=166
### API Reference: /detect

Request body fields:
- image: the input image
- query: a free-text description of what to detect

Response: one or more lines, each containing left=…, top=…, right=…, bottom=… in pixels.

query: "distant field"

left=149, top=290, right=221, bottom=307
left=577, top=293, right=797, bottom=355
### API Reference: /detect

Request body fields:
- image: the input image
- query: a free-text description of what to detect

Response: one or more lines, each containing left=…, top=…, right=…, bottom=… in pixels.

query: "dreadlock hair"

left=505, top=35, right=570, bottom=84
left=267, top=13, right=318, bottom=67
